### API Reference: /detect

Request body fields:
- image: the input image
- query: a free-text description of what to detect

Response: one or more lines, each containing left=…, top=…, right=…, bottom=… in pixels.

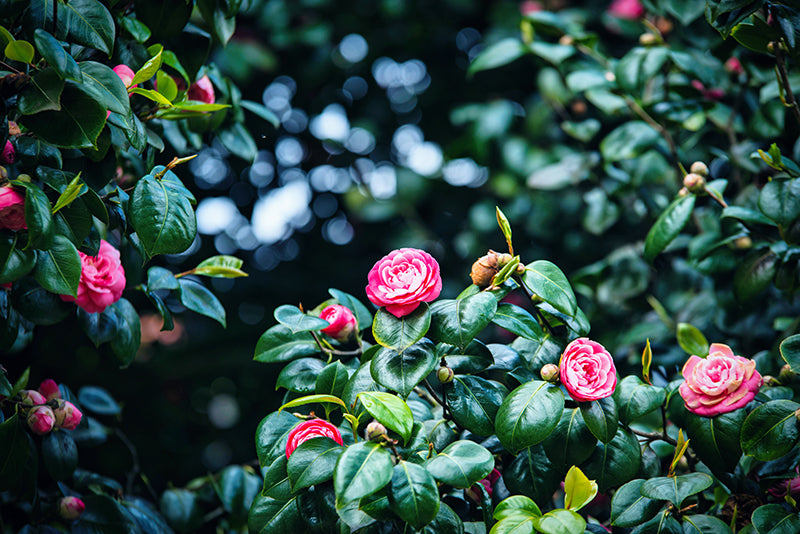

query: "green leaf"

left=446, top=375, right=507, bottom=437
left=218, top=123, right=257, bottom=161
left=494, top=495, right=541, bottom=521
left=34, top=30, right=81, bottom=81
left=193, top=255, right=248, bottom=278
left=5, top=39, right=33, bottom=63
left=130, top=87, right=174, bottom=107
left=720, top=206, right=777, bottom=227
left=542, top=408, right=597, bottom=467
left=315, top=361, right=350, bottom=399
left=389, top=461, right=440, bottom=530
left=333, top=441, right=393, bottom=506
left=751, top=504, right=800, bottom=534
left=109, top=298, right=141, bottom=368
left=0, top=237, right=35, bottom=284
left=156, top=70, right=178, bottom=102
left=495, top=381, right=564, bottom=454
left=79, top=61, right=131, bottom=114
left=600, top=121, right=661, bottom=162
left=287, top=436, right=343, bottom=491
left=521, top=260, right=577, bottom=316
left=682, top=514, right=734, bottom=534
left=372, top=304, right=430, bottom=354
left=278, top=394, right=347, bottom=413
left=160, top=489, right=203, bottom=533
left=505, top=445, right=561, bottom=505
left=217, top=465, right=261, bottom=528
left=616, top=48, right=670, bottom=92
left=425, top=440, right=494, bottom=488
left=758, top=178, right=800, bottom=227
left=468, top=38, right=527, bottom=76
left=580, top=427, right=641, bottom=492
left=734, top=250, right=778, bottom=301
left=240, top=100, right=280, bottom=127
left=51, top=173, right=86, bottom=214
left=62, top=0, right=115, bottom=55
left=253, top=324, right=319, bottom=363
left=129, top=171, right=197, bottom=257
left=41, top=430, right=78, bottom=480
left=197, top=0, right=236, bottom=45
left=644, top=195, right=696, bottom=262
left=613, top=376, right=667, bottom=425
left=490, top=512, right=538, bottom=534
left=781, top=334, right=800, bottom=373
left=533, top=509, right=586, bottom=534
left=492, top=302, right=544, bottom=340
left=741, top=399, right=800, bottom=461
left=147, top=266, right=179, bottom=292
left=370, top=340, right=437, bottom=399
left=33, top=235, right=80, bottom=297
left=21, top=80, right=106, bottom=148
left=276, top=358, right=326, bottom=393
left=563, top=465, right=597, bottom=512
left=610, top=479, right=664, bottom=527
left=579, top=397, right=619, bottom=444
left=12, top=180, right=54, bottom=250
left=18, top=66, right=64, bottom=114
left=274, top=304, right=329, bottom=333
left=178, top=278, right=225, bottom=327
left=120, top=15, right=151, bottom=43
left=131, top=45, right=164, bottom=87
left=0, top=414, right=30, bottom=491
left=429, top=292, right=497, bottom=348
left=329, top=288, right=372, bottom=331
left=255, top=411, right=301, bottom=466
left=78, top=385, right=121, bottom=415
left=640, top=473, right=713, bottom=507
left=676, top=323, right=709, bottom=356
left=357, top=391, right=413, bottom=443
left=684, top=410, right=744, bottom=476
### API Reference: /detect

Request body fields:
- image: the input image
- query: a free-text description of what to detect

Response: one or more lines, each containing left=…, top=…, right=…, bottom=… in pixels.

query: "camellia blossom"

left=60, top=240, right=126, bottom=314
left=320, top=304, right=358, bottom=341
left=365, top=248, right=442, bottom=318
left=559, top=338, right=617, bottom=401
left=54, top=400, right=82, bottom=430
left=608, top=0, right=645, bottom=19
left=58, top=496, right=86, bottom=521
left=465, top=468, right=501, bottom=503
left=0, top=185, right=26, bottom=230
left=679, top=343, right=762, bottom=417
left=112, top=64, right=136, bottom=89
left=188, top=75, right=215, bottom=104
left=0, top=140, right=14, bottom=164
left=285, top=419, right=344, bottom=458
left=27, top=405, right=55, bottom=435
left=38, top=379, right=61, bottom=401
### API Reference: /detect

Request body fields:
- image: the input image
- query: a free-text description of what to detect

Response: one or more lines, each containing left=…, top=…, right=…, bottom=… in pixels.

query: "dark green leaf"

left=425, top=440, right=494, bottom=488
left=247, top=495, right=304, bottom=534
left=21, top=81, right=105, bottom=148
left=0, top=414, right=30, bottom=491
left=741, top=399, right=800, bottom=461
left=468, top=37, right=527, bottom=76
left=41, top=430, right=78, bottom=480
left=751, top=504, right=800, bottom=534
left=160, top=489, right=203, bottom=532
left=17, top=67, right=63, bottom=114
left=34, top=30, right=81, bottom=81
left=644, top=195, right=696, bottom=262
left=780, top=334, right=800, bottom=373
left=580, top=427, right=641, bottom=492
left=372, top=304, right=430, bottom=353
left=178, top=278, right=225, bottom=326
left=682, top=514, right=734, bottom=534
left=493, top=302, right=544, bottom=340
left=253, top=325, right=319, bottom=363
left=542, top=408, right=597, bottom=467
left=758, top=178, right=800, bottom=227
left=429, top=292, right=497, bottom=348
left=274, top=304, right=329, bottom=333
left=333, top=441, right=393, bottom=506
left=62, top=0, right=115, bottom=55
left=370, top=340, right=436, bottom=399
left=276, top=358, right=326, bottom=393
left=389, top=461, right=440, bottom=530
left=504, top=445, right=561, bottom=506
left=521, top=260, right=576, bottom=316
left=613, top=376, right=667, bottom=425
left=579, top=397, right=619, bottom=444
left=446, top=375, right=507, bottom=436
left=129, top=172, right=196, bottom=257
left=79, top=61, right=131, bottom=114
left=287, top=436, right=343, bottom=491
left=77, top=493, right=138, bottom=534
left=315, top=361, right=350, bottom=398
left=33, top=235, right=80, bottom=297
left=12, top=180, right=54, bottom=250
left=640, top=473, right=713, bottom=507
left=0, top=236, right=35, bottom=284
left=240, top=100, right=280, bottom=127
left=78, top=385, right=121, bottom=415
left=733, top=250, right=778, bottom=301
left=255, top=411, right=301, bottom=467
left=684, top=410, right=744, bottom=475
left=600, top=122, right=661, bottom=162
left=329, top=288, right=372, bottom=331
left=610, top=479, right=664, bottom=528
left=109, top=298, right=141, bottom=368
left=495, top=380, right=564, bottom=454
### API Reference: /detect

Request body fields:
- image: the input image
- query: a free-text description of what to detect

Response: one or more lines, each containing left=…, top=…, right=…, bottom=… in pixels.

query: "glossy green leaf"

left=468, top=37, right=527, bottom=76
left=79, top=61, right=130, bottom=114
left=684, top=409, right=744, bottom=475
left=13, top=181, right=54, bottom=250
left=676, top=323, right=709, bottom=356
left=389, top=461, right=440, bottom=530
left=600, top=121, right=661, bottom=162
left=429, top=292, right=497, bottom=348
left=563, top=465, right=597, bottom=512
left=734, top=250, right=778, bottom=301
left=329, top=288, right=372, bottom=331
left=33, top=235, right=80, bottom=297
left=178, top=278, right=225, bottom=327
left=542, top=408, right=597, bottom=467
left=521, top=260, right=576, bottom=316
left=758, top=178, right=800, bottom=227
left=109, top=298, right=141, bottom=368
left=5, top=39, right=33, bottom=63
left=579, top=397, right=619, bottom=444
left=255, top=411, right=301, bottom=466
left=51, top=173, right=86, bottom=214
left=217, top=465, right=261, bottom=528
left=274, top=305, right=329, bottom=333
left=147, top=266, right=179, bottom=292
left=129, top=172, right=196, bottom=257
left=41, top=430, right=78, bottom=480
left=276, top=358, right=326, bottom=393
left=61, top=0, right=115, bottom=55
left=193, top=255, right=248, bottom=278
left=34, top=30, right=81, bottom=81
left=494, top=495, right=541, bottom=521
left=490, top=512, right=538, bottom=534
left=0, top=236, right=35, bottom=284
left=425, top=440, right=494, bottom=488
left=780, top=334, right=800, bottom=373
left=580, top=427, right=641, bottom=492
left=633, top=509, right=683, bottom=534
left=254, top=325, right=319, bottom=363
left=21, top=81, right=105, bottom=148
left=315, top=361, right=350, bottom=399
left=18, top=67, right=64, bottom=114
left=372, top=304, right=430, bottom=353
left=241, top=100, right=280, bottom=127
left=492, top=302, right=544, bottom=340
left=534, top=509, right=586, bottom=534
left=130, top=87, right=174, bottom=106
left=370, top=340, right=437, bottom=399
left=156, top=70, right=178, bottom=102
left=496, top=380, right=564, bottom=454
left=641, top=473, right=713, bottom=507
left=357, top=391, right=413, bottom=443
left=610, top=479, right=664, bottom=527
left=613, top=376, right=667, bottom=425
left=644, top=195, right=696, bottom=262
left=247, top=494, right=304, bottom=533
left=333, top=441, right=393, bottom=506
left=505, top=445, right=561, bottom=505
left=160, top=489, right=203, bottom=532
left=446, top=375, right=507, bottom=436
left=751, top=504, right=800, bottom=534
left=423, top=502, right=464, bottom=534
left=287, top=436, right=343, bottom=491
left=615, top=47, right=669, bottom=92
left=741, top=399, right=800, bottom=461
left=0, top=414, right=30, bottom=491
left=438, top=339, right=495, bottom=374
left=79, top=493, right=139, bottom=533
left=682, top=514, right=734, bottom=534
left=278, top=394, right=347, bottom=413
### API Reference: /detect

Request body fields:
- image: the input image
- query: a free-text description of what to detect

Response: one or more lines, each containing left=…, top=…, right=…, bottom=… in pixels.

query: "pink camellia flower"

left=27, top=405, right=55, bottom=435
left=725, top=57, right=744, bottom=75
left=38, top=379, right=61, bottom=401
left=0, top=185, right=26, bottom=231
left=519, top=1, right=543, bottom=15
left=60, top=240, right=126, bottom=314
left=608, top=0, right=645, bottom=19
left=20, top=389, right=46, bottom=406
left=113, top=64, right=136, bottom=89
left=365, top=248, right=442, bottom=318
left=679, top=343, right=762, bottom=417
left=465, top=468, right=501, bottom=503
left=320, top=304, right=358, bottom=341
left=58, top=496, right=86, bottom=521
left=187, top=75, right=215, bottom=104
left=54, top=400, right=82, bottom=430
left=285, top=419, right=344, bottom=458
left=559, top=338, right=617, bottom=402
left=0, top=140, right=14, bottom=164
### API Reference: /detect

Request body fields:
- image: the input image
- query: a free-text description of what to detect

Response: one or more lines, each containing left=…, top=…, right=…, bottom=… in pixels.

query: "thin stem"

left=309, top=330, right=363, bottom=358
left=774, top=42, right=800, bottom=128
left=630, top=427, right=677, bottom=446
left=624, top=96, right=683, bottom=180
left=512, top=274, right=557, bottom=337
left=421, top=379, right=449, bottom=420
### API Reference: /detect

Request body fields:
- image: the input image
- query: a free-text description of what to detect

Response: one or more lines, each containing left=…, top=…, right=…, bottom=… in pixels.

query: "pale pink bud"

left=187, top=75, right=215, bottom=104
left=58, top=496, right=86, bottom=521
left=54, top=400, right=82, bottom=430
left=20, top=389, right=46, bottom=406
left=725, top=57, right=744, bottom=75
left=113, top=64, right=136, bottom=88
left=38, top=379, right=61, bottom=401
left=320, top=305, right=358, bottom=341
left=0, top=140, right=14, bottom=164
left=27, top=405, right=55, bottom=435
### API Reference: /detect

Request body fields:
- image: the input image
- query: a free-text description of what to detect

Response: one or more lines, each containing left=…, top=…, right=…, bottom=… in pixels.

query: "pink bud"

left=0, top=140, right=14, bottom=164
left=20, top=389, right=46, bottom=406
left=187, top=75, right=215, bottom=104
left=519, top=1, right=543, bottom=15
left=38, top=379, right=61, bottom=401
left=725, top=57, right=744, bottom=75
left=54, top=400, right=82, bottom=430
left=320, top=305, right=358, bottom=341
left=608, top=0, right=645, bottom=19
left=113, top=64, right=136, bottom=89
left=58, top=496, right=86, bottom=521
left=27, top=405, right=55, bottom=435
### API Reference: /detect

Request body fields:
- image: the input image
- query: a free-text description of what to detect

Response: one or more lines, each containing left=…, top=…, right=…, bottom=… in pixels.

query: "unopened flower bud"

left=734, top=236, right=752, bottom=249
left=38, top=379, right=61, bottom=401
left=58, top=496, right=85, bottom=521
left=780, top=364, right=796, bottom=384
left=7, top=121, right=20, bottom=136
left=27, top=405, right=55, bottom=435
left=470, top=250, right=510, bottom=288
left=689, top=161, right=709, bottom=177
left=0, top=140, right=14, bottom=165
left=366, top=420, right=387, bottom=441
left=20, top=389, right=46, bottom=407
left=54, top=400, right=82, bottom=430
left=678, top=187, right=690, bottom=197
left=540, top=363, right=560, bottom=383
left=437, top=366, right=454, bottom=384
left=683, top=173, right=705, bottom=193
left=725, top=57, right=743, bottom=75
left=320, top=305, right=358, bottom=342
left=558, top=35, right=574, bottom=46
left=639, top=33, right=659, bottom=46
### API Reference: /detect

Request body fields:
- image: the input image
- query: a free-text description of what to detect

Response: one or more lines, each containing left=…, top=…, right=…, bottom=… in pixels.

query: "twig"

left=630, top=427, right=678, bottom=446
left=773, top=42, right=800, bottom=128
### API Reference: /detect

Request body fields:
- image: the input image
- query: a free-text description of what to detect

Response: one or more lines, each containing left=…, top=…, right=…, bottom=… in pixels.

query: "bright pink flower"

left=38, top=379, right=61, bottom=401
left=0, top=185, right=26, bottom=230
left=320, top=304, right=358, bottom=341
left=0, top=140, right=14, bottom=164
left=27, top=405, right=55, bottom=435
left=608, top=0, right=645, bottom=19
left=679, top=343, right=762, bottom=417
left=60, top=240, right=126, bottom=314
left=187, top=75, right=215, bottom=104
left=559, top=338, right=617, bottom=402
left=465, top=468, right=501, bottom=502
left=58, top=496, right=85, bottom=521
left=113, top=64, right=136, bottom=89
left=20, top=389, right=46, bottom=406
left=769, top=474, right=800, bottom=501
left=286, top=419, right=344, bottom=458
left=366, top=248, right=442, bottom=318
left=54, top=400, right=82, bottom=430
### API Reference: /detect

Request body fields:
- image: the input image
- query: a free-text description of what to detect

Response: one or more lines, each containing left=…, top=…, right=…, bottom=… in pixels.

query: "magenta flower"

left=366, top=248, right=442, bottom=318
